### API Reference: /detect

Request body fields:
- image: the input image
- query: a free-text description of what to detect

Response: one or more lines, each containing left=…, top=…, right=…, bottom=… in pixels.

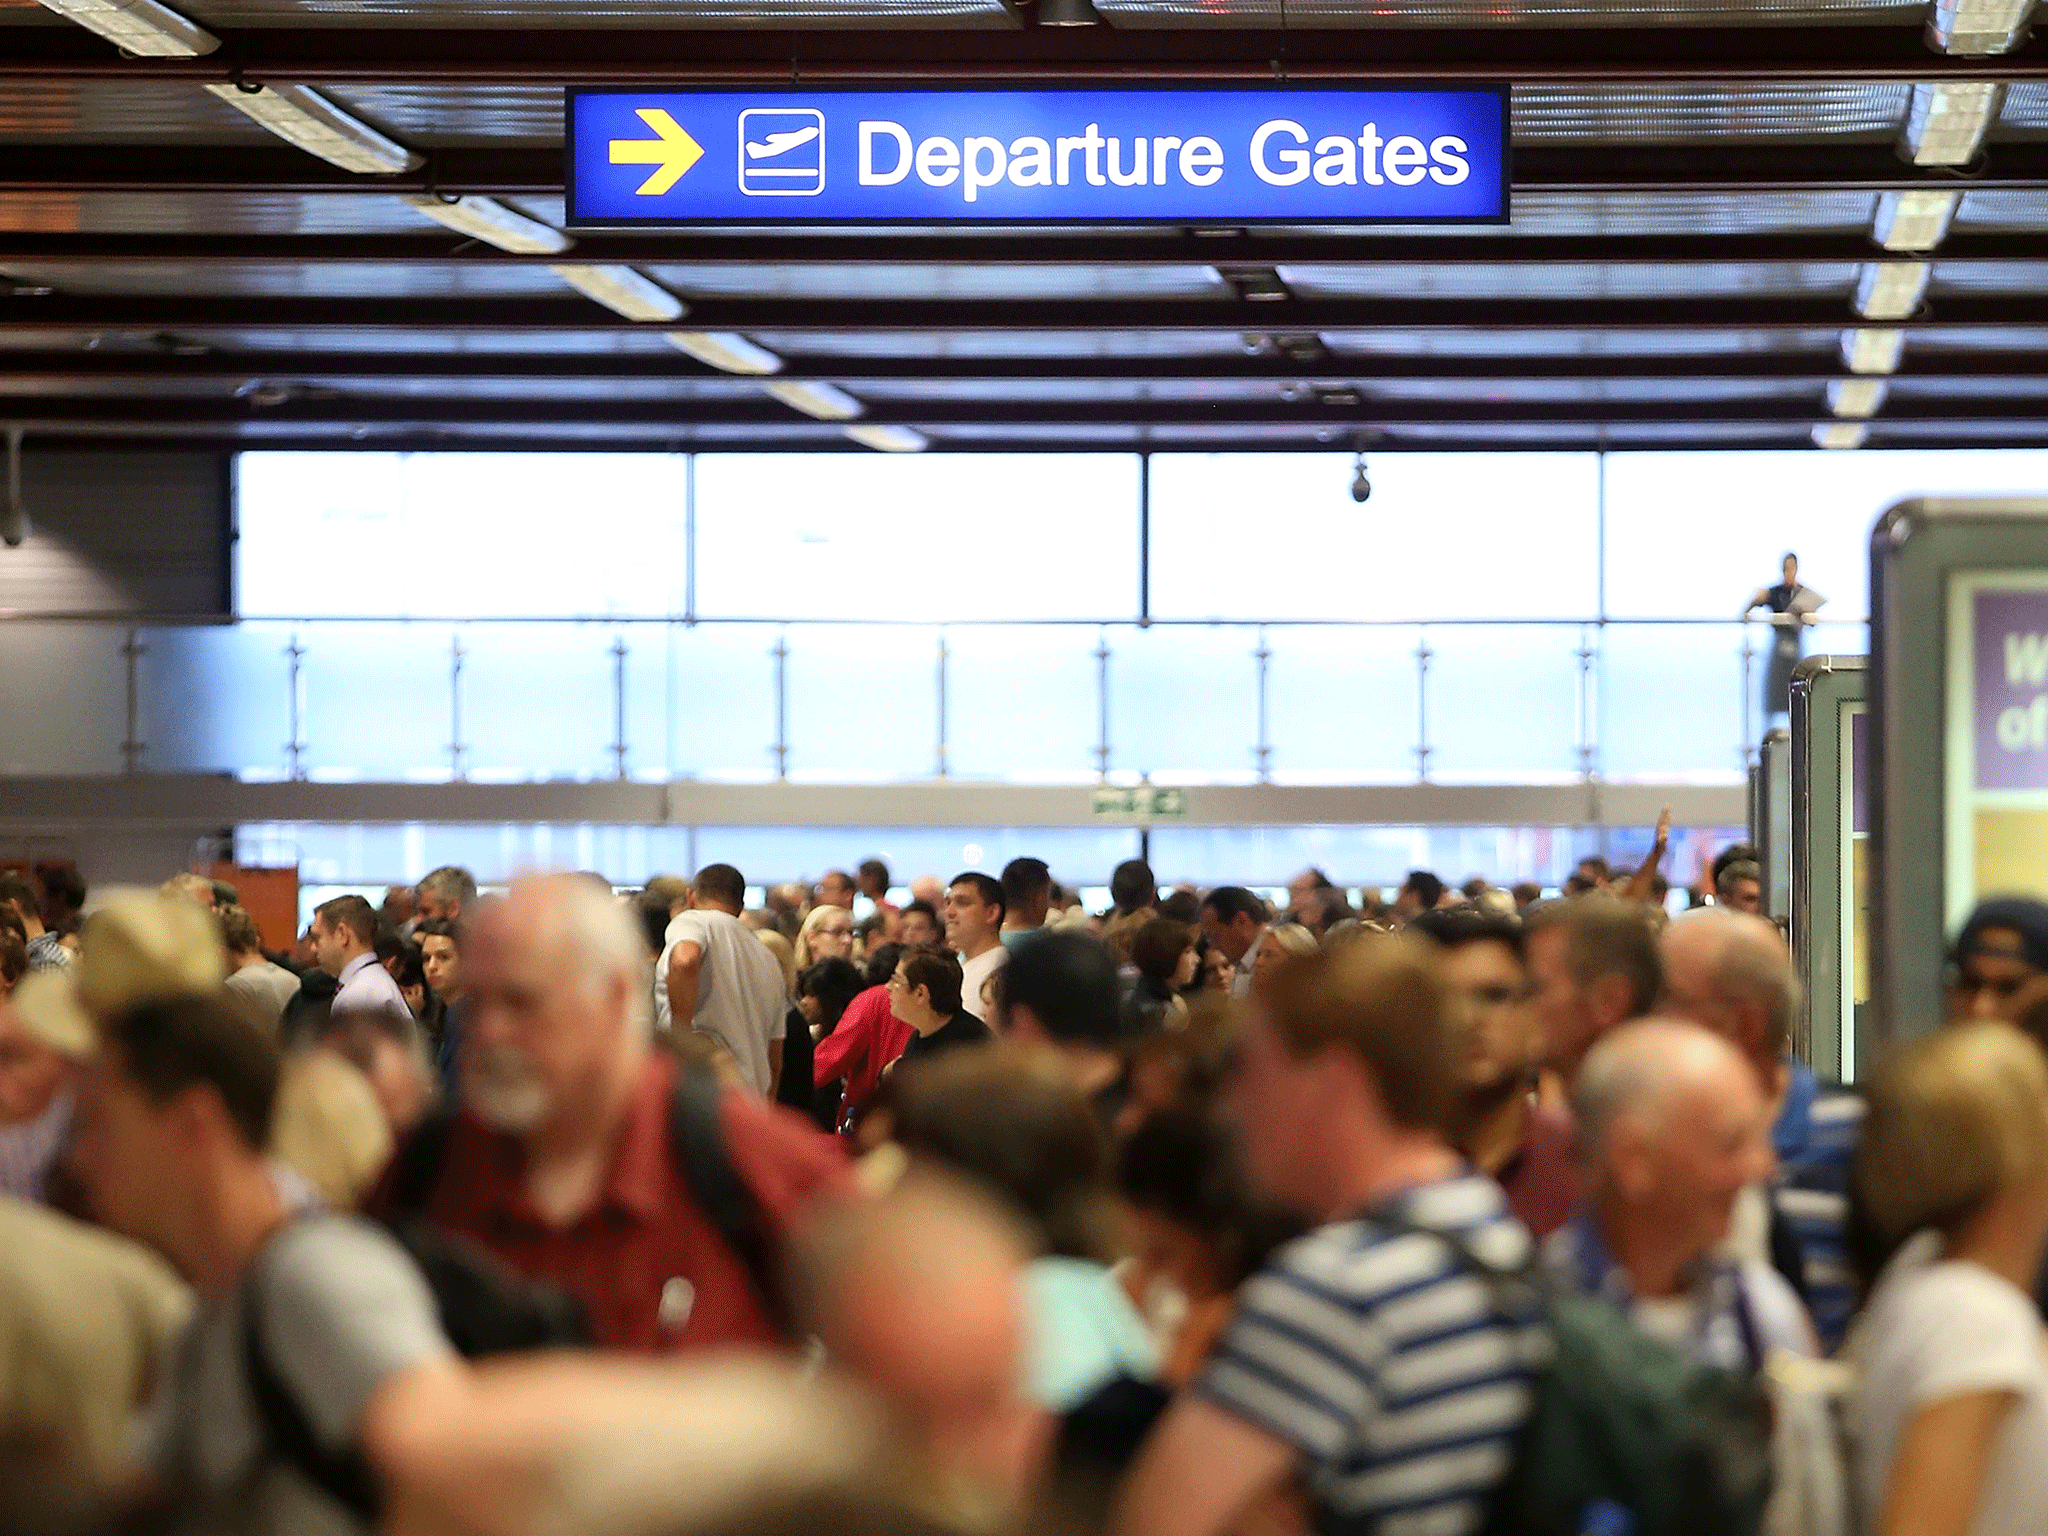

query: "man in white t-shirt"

left=945, top=872, right=1008, bottom=1020
left=660, top=865, right=787, bottom=1096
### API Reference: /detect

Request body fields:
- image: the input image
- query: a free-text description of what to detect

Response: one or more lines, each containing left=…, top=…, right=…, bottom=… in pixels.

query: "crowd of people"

left=2, top=842, right=2048, bottom=1536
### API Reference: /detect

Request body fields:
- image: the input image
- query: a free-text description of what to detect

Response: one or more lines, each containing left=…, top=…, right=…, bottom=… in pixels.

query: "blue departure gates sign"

left=565, top=88, right=1509, bottom=226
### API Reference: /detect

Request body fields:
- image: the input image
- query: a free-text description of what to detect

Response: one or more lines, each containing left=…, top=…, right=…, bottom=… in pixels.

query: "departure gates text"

left=566, top=89, right=1510, bottom=225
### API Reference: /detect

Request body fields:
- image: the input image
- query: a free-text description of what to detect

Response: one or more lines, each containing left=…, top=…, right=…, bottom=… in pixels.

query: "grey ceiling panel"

left=1095, top=0, right=1915, bottom=28
left=0, top=82, right=271, bottom=142
left=1955, top=191, right=2048, bottom=231
left=650, top=264, right=1229, bottom=300
left=1281, top=261, right=1859, bottom=299
left=7, top=261, right=576, bottom=299
left=1505, top=189, right=1879, bottom=235
left=327, top=86, right=566, bottom=148
left=2000, top=83, right=2048, bottom=135
left=1513, top=84, right=1909, bottom=144
left=1929, top=261, right=2048, bottom=295
left=1321, top=328, right=1843, bottom=356
left=740, top=330, right=1253, bottom=358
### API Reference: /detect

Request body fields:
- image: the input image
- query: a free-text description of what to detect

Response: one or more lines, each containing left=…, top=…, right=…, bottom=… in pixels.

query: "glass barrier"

left=0, top=614, right=1866, bottom=786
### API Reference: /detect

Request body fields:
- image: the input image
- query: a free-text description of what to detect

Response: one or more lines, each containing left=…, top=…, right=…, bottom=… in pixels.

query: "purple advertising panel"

left=1973, top=586, right=2048, bottom=792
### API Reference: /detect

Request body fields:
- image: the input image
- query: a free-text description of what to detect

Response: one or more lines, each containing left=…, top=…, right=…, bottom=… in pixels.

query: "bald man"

left=1546, top=1020, right=1815, bottom=1374
left=1660, top=907, right=1862, bottom=1352
left=370, top=875, right=849, bottom=1354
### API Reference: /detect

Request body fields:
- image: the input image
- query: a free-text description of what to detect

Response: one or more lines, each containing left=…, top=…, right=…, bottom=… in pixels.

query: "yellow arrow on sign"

left=609, top=108, right=704, bottom=196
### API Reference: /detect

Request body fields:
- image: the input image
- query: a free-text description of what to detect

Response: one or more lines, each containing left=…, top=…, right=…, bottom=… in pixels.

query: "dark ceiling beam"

left=3, top=231, right=2044, bottom=268
left=5, top=143, right=2045, bottom=197
left=1, top=346, right=2046, bottom=387
left=7, top=394, right=2047, bottom=428
left=4, top=21, right=2048, bottom=84
left=0, top=292, right=2036, bottom=332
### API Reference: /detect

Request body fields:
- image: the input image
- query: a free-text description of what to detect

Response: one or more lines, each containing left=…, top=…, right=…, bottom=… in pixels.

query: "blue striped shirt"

left=1197, top=1172, right=1540, bottom=1536
left=1773, top=1062, right=1864, bottom=1353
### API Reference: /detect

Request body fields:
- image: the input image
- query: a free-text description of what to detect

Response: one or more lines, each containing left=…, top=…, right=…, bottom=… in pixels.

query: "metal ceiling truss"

left=5, top=23, right=2048, bottom=85
left=7, top=143, right=2047, bottom=196
left=1, top=293, right=2038, bottom=331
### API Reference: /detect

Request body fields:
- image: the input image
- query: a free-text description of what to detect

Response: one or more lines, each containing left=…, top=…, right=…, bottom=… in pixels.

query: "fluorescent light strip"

left=1828, top=378, right=1889, bottom=418
left=35, top=0, right=216, bottom=55
left=1900, top=81, right=2003, bottom=166
left=1929, top=0, right=2034, bottom=54
left=667, top=332, right=783, bottom=376
left=1854, top=261, right=1931, bottom=321
left=1814, top=423, right=1870, bottom=450
left=1872, top=189, right=1961, bottom=252
left=843, top=424, right=927, bottom=453
left=400, top=195, right=571, bottom=256
left=1842, top=327, right=1906, bottom=374
left=203, top=82, right=422, bottom=175
left=763, top=380, right=865, bottom=421
left=548, top=264, right=687, bottom=323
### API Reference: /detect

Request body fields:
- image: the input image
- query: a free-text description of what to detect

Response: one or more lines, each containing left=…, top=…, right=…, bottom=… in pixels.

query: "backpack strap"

left=668, top=1059, right=789, bottom=1334
left=240, top=1226, right=383, bottom=1523
left=386, top=1101, right=459, bottom=1218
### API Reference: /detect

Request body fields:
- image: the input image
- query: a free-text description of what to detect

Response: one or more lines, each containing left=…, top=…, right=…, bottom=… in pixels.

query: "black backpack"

left=243, top=1059, right=777, bottom=1524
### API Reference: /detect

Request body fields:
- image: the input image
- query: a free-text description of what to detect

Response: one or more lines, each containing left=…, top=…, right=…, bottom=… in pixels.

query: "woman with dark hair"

left=786, top=956, right=865, bottom=1128
left=1124, top=919, right=1198, bottom=1037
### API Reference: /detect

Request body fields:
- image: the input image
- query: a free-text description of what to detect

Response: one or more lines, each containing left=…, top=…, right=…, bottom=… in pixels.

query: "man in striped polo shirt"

left=1117, top=935, right=1539, bottom=1536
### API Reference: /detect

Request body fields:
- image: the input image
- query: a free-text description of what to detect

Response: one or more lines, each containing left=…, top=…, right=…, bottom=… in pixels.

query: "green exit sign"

left=1091, top=786, right=1189, bottom=819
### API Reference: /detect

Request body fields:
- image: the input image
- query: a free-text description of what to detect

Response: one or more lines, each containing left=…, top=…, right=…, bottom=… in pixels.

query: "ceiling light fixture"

left=400, top=195, right=572, bottom=255
left=1827, top=379, right=1890, bottom=417
left=1872, top=189, right=1961, bottom=252
left=1214, top=266, right=1292, bottom=303
left=763, top=380, right=865, bottom=421
left=666, top=332, right=784, bottom=375
left=1350, top=453, right=1372, bottom=504
left=844, top=424, right=927, bottom=452
left=548, top=264, right=687, bottom=322
left=1813, top=423, right=1870, bottom=450
left=33, top=0, right=217, bottom=57
left=1899, top=81, right=2003, bottom=166
left=1929, top=0, right=2035, bottom=54
left=1036, top=0, right=1102, bottom=24
left=1854, top=261, right=1931, bottom=321
left=203, top=82, right=423, bottom=175
left=1841, top=327, right=1907, bottom=374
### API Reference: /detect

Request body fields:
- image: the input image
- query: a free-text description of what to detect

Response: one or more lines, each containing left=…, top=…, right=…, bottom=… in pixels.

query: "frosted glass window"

left=1108, top=627, right=1262, bottom=782
left=298, top=622, right=454, bottom=781
left=1603, top=450, right=2048, bottom=623
left=1149, top=825, right=1621, bottom=887
left=138, top=624, right=294, bottom=777
left=1149, top=453, right=1599, bottom=621
left=1599, top=623, right=1749, bottom=781
left=694, top=455, right=1139, bottom=622
left=945, top=626, right=1104, bottom=782
left=462, top=625, right=620, bottom=781
left=695, top=827, right=1140, bottom=885
left=0, top=624, right=126, bottom=774
left=1265, top=626, right=1423, bottom=784
left=1425, top=625, right=1585, bottom=781
left=238, top=453, right=687, bottom=619
left=785, top=625, right=940, bottom=781
left=666, top=625, right=781, bottom=780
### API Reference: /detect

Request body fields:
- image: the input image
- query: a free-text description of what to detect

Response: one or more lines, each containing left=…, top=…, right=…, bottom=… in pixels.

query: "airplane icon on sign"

left=738, top=109, right=825, bottom=196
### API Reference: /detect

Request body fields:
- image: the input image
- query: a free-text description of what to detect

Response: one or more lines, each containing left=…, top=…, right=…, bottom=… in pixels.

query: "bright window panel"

left=137, top=623, right=295, bottom=777
left=785, top=625, right=940, bottom=781
left=1599, top=622, right=1749, bottom=781
left=1426, top=625, right=1585, bottom=781
left=1265, top=625, right=1423, bottom=783
left=1107, top=626, right=1262, bottom=782
left=297, top=622, right=455, bottom=781
left=1602, top=450, right=2048, bottom=624
left=693, top=455, right=1139, bottom=622
left=1149, top=453, right=1599, bottom=621
left=462, top=625, right=621, bottom=781
left=0, top=624, right=126, bottom=774
left=944, top=626, right=1105, bottom=782
left=665, top=625, right=782, bottom=780
left=695, top=827, right=1140, bottom=887
left=237, top=453, right=687, bottom=619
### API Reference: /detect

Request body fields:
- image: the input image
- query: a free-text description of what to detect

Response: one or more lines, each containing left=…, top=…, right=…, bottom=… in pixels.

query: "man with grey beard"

left=367, top=874, right=851, bottom=1353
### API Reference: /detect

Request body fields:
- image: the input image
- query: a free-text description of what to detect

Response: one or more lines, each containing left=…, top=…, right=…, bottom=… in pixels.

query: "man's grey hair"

left=1671, top=907, right=1799, bottom=1059
left=417, top=865, right=479, bottom=908
left=1570, top=1017, right=1737, bottom=1171
left=543, top=875, right=654, bottom=1038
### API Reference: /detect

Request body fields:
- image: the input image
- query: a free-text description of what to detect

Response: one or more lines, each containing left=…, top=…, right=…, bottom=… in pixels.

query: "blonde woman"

left=794, top=904, right=856, bottom=972
left=1247, top=921, right=1319, bottom=989
left=1851, top=1022, right=2048, bottom=1536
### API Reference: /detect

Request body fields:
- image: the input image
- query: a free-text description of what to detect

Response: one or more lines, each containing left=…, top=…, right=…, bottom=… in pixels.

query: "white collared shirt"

left=333, top=951, right=414, bottom=1030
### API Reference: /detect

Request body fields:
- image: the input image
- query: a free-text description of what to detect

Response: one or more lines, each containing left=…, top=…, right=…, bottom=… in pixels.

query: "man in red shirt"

left=370, top=875, right=850, bottom=1353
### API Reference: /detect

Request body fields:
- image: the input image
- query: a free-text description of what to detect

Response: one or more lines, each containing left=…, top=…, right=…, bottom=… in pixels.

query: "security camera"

left=1, top=428, right=25, bottom=548
left=1349, top=454, right=1371, bottom=505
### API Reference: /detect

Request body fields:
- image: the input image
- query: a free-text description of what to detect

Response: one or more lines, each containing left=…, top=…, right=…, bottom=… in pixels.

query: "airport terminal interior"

left=7, top=0, right=2048, bottom=1532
